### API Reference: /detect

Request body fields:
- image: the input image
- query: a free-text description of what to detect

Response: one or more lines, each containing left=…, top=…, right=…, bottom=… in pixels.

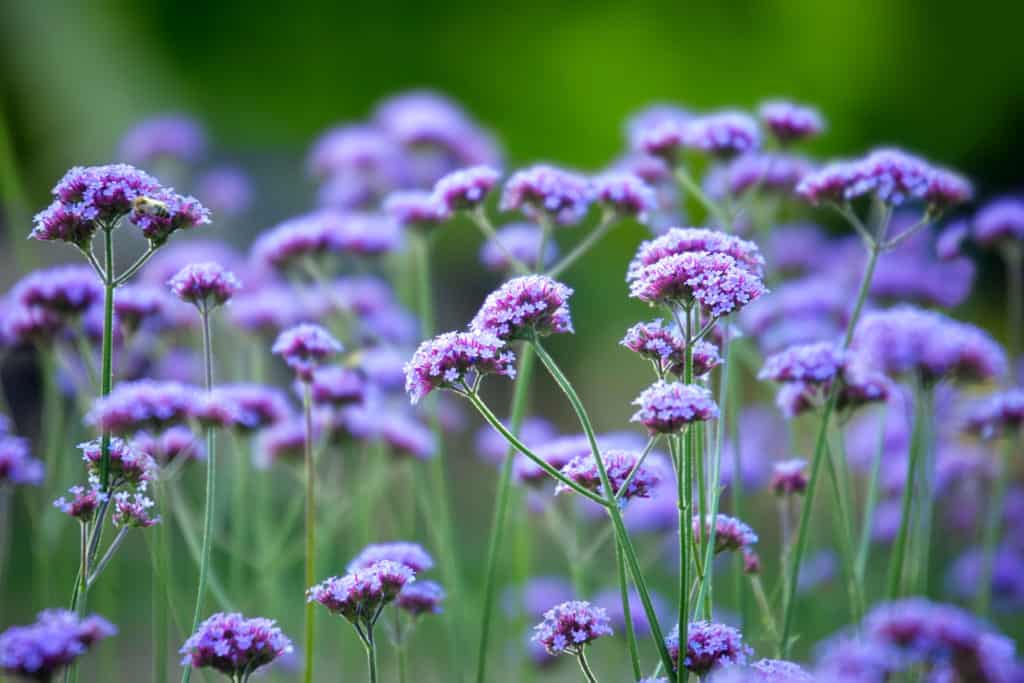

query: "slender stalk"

left=885, top=382, right=929, bottom=599
left=152, top=479, right=170, bottom=683
left=229, top=433, right=249, bottom=600
left=302, top=382, right=316, bottom=683
left=86, top=527, right=129, bottom=588
left=1004, top=244, right=1022, bottom=379
left=546, top=212, right=616, bottom=279
left=469, top=206, right=530, bottom=274
left=976, top=432, right=1016, bottom=616
left=822, top=438, right=863, bottom=620
left=475, top=344, right=535, bottom=683
left=616, top=531, right=643, bottom=681
left=98, top=226, right=116, bottom=491
left=679, top=306, right=695, bottom=659
left=615, top=436, right=659, bottom=500
left=749, top=575, right=780, bottom=648
left=674, top=167, right=731, bottom=230
left=360, top=626, right=379, bottom=683
left=182, top=309, right=217, bottom=683
left=855, top=406, right=888, bottom=580
left=576, top=649, right=599, bottom=683
left=779, top=240, right=881, bottom=656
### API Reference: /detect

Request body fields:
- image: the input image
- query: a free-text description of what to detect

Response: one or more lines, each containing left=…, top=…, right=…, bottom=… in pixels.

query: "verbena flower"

left=432, top=165, right=501, bottom=212
left=759, top=100, right=824, bottom=144
left=631, top=381, right=719, bottom=434
left=936, top=219, right=970, bottom=261
left=759, top=341, right=846, bottom=384
left=479, top=223, right=558, bottom=272
left=272, top=323, right=343, bottom=382
left=12, top=266, right=102, bottom=317
left=307, top=124, right=406, bottom=184
left=129, top=188, right=211, bottom=246
left=692, top=514, right=759, bottom=554
left=253, top=211, right=400, bottom=271
left=973, top=197, right=1024, bottom=247
left=396, top=580, right=445, bottom=617
left=118, top=114, right=207, bottom=166
left=666, top=620, right=752, bottom=675
left=133, top=426, right=203, bottom=464
left=628, top=227, right=765, bottom=281
left=142, top=240, right=247, bottom=289
left=214, top=384, right=292, bottom=432
left=190, top=395, right=243, bottom=430
left=500, top=165, right=593, bottom=226
left=403, top=331, right=516, bottom=404
left=195, top=166, right=253, bottom=217
left=868, top=227, right=975, bottom=308
left=621, top=319, right=723, bottom=377
left=964, top=389, right=1024, bottom=439
left=167, top=262, right=241, bottom=310
left=513, top=435, right=592, bottom=486
left=309, top=366, right=365, bottom=407
left=229, top=287, right=314, bottom=335
left=770, top=459, right=808, bottom=496
left=531, top=601, right=613, bottom=655
left=255, top=417, right=322, bottom=468
left=948, top=546, right=1024, bottom=610
left=110, top=491, right=160, bottom=528
left=813, top=636, right=902, bottom=682
left=0, top=303, right=64, bottom=347
left=348, top=542, right=434, bottom=573
left=555, top=449, right=660, bottom=501
left=629, top=104, right=693, bottom=162
left=629, top=251, right=767, bottom=316
left=706, top=153, right=814, bottom=198
left=591, top=172, right=657, bottom=222
left=470, top=275, right=574, bottom=340
left=379, top=413, right=436, bottom=460
left=79, top=437, right=156, bottom=484
left=54, top=483, right=108, bottom=522
left=86, top=380, right=197, bottom=434
left=385, top=191, right=450, bottom=231
left=0, top=609, right=116, bottom=681
left=114, top=284, right=173, bottom=334
left=680, top=112, right=761, bottom=159
left=0, top=435, right=44, bottom=487
left=179, top=612, right=293, bottom=679
left=307, top=560, right=416, bottom=625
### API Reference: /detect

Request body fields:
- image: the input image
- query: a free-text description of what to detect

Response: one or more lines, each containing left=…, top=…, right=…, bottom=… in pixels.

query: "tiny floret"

left=629, top=251, right=767, bottom=317
left=272, top=324, right=343, bottom=381
left=470, top=275, right=574, bottom=340
left=111, top=491, right=160, bottom=528
left=692, top=514, right=759, bottom=554
left=631, top=381, right=719, bottom=434
left=532, top=601, right=613, bottom=655
left=54, top=483, right=108, bottom=522
left=403, top=331, right=517, bottom=404
left=628, top=227, right=765, bottom=280
left=79, top=437, right=157, bottom=484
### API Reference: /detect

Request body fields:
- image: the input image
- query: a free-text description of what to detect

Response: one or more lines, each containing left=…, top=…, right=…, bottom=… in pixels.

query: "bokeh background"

left=1, top=0, right=1023, bottom=680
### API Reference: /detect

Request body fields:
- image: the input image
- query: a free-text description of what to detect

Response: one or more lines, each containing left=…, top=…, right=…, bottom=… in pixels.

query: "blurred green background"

left=2, top=1, right=1023, bottom=680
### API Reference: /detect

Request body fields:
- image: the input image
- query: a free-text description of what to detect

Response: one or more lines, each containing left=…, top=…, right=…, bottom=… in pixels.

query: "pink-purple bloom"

left=621, top=319, right=721, bottom=377
left=272, top=324, right=343, bottom=381
left=118, top=114, right=207, bottom=166
left=629, top=251, right=767, bottom=317
left=86, top=380, right=197, bottom=434
left=470, top=275, right=574, bottom=340
left=964, top=389, right=1024, bottom=439
left=500, top=165, right=593, bottom=226
left=309, top=366, right=365, bottom=407
left=307, top=560, right=416, bottom=625
left=432, top=165, right=500, bottom=212
left=666, top=620, right=752, bottom=675
left=628, top=228, right=765, bottom=281
left=591, top=172, right=657, bottom=221
left=130, top=189, right=212, bottom=245
left=532, top=601, right=613, bottom=655
left=79, top=437, right=156, bottom=484
left=167, top=262, right=241, bottom=310
left=707, top=153, right=814, bottom=198
left=770, top=459, right=808, bottom=496
left=348, top=542, right=434, bottom=573
left=555, top=449, right=661, bottom=501
left=692, top=514, right=759, bottom=554
left=403, top=331, right=516, bottom=404
left=396, top=580, right=445, bottom=617
left=12, top=266, right=102, bottom=316
left=759, top=100, right=824, bottom=143
left=110, top=491, right=160, bottom=528
left=0, top=609, right=116, bottom=681
left=179, top=612, right=292, bottom=679
left=680, top=112, right=761, bottom=159
left=631, top=381, right=719, bottom=434
left=214, top=384, right=292, bottom=432
left=974, top=197, right=1024, bottom=247
left=0, top=435, right=44, bottom=487
left=759, top=341, right=846, bottom=384
left=195, top=166, right=253, bottom=217
left=385, top=191, right=450, bottom=231
left=54, top=483, right=108, bottom=521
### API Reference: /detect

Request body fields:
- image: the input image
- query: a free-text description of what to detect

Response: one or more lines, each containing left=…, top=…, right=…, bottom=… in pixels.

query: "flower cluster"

left=759, top=100, right=824, bottom=143
left=770, top=459, right=809, bottom=496
left=707, top=153, right=814, bottom=198
left=118, top=114, right=207, bottom=166
left=53, top=483, right=108, bottom=522
left=665, top=620, right=752, bottom=676
left=620, top=319, right=722, bottom=377
left=973, top=197, right=1024, bottom=247
left=964, top=389, right=1024, bottom=439
left=309, top=366, right=365, bottom=406
left=500, top=165, right=593, bottom=226
left=110, top=491, right=160, bottom=527
left=591, top=172, right=657, bottom=221
left=404, top=331, right=516, bottom=403
left=629, top=250, right=767, bottom=316
left=86, top=380, right=197, bottom=434
left=272, top=323, right=343, bottom=381
left=469, top=275, right=574, bottom=340
left=432, top=165, right=501, bottom=212
left=179, top=612, right=293, bottom=679
left=167, top=262, right=241, bottom=310
left=307, top=560, right=416, bottom=625
left=396, top=580, right=446, bottom=617
left=631, top=381, right=719, bottom=434
left=531, top=601, right=613, bottom=655
left=555, top=449, right=661, bottom=501
left=692, top=514, right=759, bottom=554
left=628, top=227, right=765, bottom=281
left=79, top=437, right=157, bottom=484
left=0, top=434, right=44, bottom=487
left=0, top=610, right=116, bottom=681
left=12, top=265, right=102, bottom=316
left=348, top=542, right=434, bottom=573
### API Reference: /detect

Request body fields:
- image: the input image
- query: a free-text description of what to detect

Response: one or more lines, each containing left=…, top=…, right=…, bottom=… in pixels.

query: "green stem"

left=674, top=167, right=731, bottom=230
left=546, top=212, right=616, bottom=279
left=1005, top=244, right=1022, bottom=374
left=229, top=433, right=249, bottom=602
left=855, top=406, right=888, bottom=581
left=152, top=480, right=170, bottom=683
left=679, top=305, right=695, bottom=658
left=822, top=437, right=863, bottom=620
left=576, top=648, right=599, bottom=683
left=749, top=575, right=780, bottom=649
left=302, top=382, right=316, bottom=683
left=976, top=433, right=1017, bottom=616
left=363, top=626, right=379, bottom=683
left=469, top=206, right=530, bottom=274
left=616, top=531, right=643, bottom=681
left=98, top=226, right=115, bottom=491
left=475, top=344, right=535, bottom=683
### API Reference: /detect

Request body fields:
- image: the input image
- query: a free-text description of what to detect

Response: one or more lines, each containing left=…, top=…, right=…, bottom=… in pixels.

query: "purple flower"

left=133, top=426, right=203, bottom=464
left=403, top=331, right=516, bottom=404
left=142, top=240, right=248, bottom=289
left=307, top=124, right=406, bottom=184
left=761, top=223, right=838, bottom=277
left=195, top=166, right=253, bottom=217
left=936, top=220, right=970, bottom=261
left=114, top=284, right=171, bottom=334
left=948, top=546, right=1024, bottom=610
left=813, top=636, right=902, bottom=682
left=593, top=586, right=668, bottom=639
left=380, top=413, right=436, bottom=460
left=272, top=324, right=343, bottom=381
left=0, top=435, right=44, bottom=487
left=666, top=621, right=752, bottom=675
left=396, top=580, right=445, bottom=617
left=514, top=435, right=592, bottom=486
left=974, top=197, right=1024, bottom=247
left=706, top=153, right=814, bottom=198
left=532, top=601, right=613, bottom=655
left=0, top=609, right=116, bottom=680
left=470, top=275, right=574, bottom=340
left=629, top=251, right=767, bottom=317
left=628, top=228, right=765, bottom=281
left=54, top=483, right=108, bottom=521
left=118, top=115, right=207, bottom=166
left=307, top=560, right=416, bottom=625
left=475, top=416, right=557, bottom=466
left=432, top=165, right=500, bottom=212
left=214, top=384, right=292, bottom=432
left=253, top=211, right=400, bottom=271
left=681, top=112, right=761, bottom=159
left=130, top=189, right=212, bottom=246
left=591, top=172, right=657, bottom=221
left=256, top=417, right=321, bottom=468
left=500, top=165, right=593, bottom=226
left=228, top=287, right=312, bottom=335
left=692, top=514, right=759, bottom=554
left=0, top=303, right=64, bottom=347
left=759, top=100, right=824, bottom=144
left=479, top=223, right=558, bottom=272
left=110, top=491, right=160, bottom=528
left=555, top=449, right=661, bottom=501
left=167, top=262, right=241, bottom=310
left=629, top=104, right=693, bottom=158
left=507, top=577, right=576, bottom=620
left=179, top=612, right=292, bottom=679
left=770, top=459, right=808, bottom=496
left=12, top=266, right=102, bottom=317
left=621, top=319, right=724, bottom=377
left=28, top=201, right=97, bottom=248
left=79, top=437, right=156, bottom=484
left=868, top=227, right=975, bottom=308
left=348, top=542, right=434, bottom=573
left=309, top=366, right=365, bottom=407
left=964, top=389, right=1024, bottom=439
left=631, top=381, right=719, bottom=434
left=86, top=380, right=197, bottom=434
left=385, top=191, right=450, bottom=231
left=759, top=341, right=846, bottom=384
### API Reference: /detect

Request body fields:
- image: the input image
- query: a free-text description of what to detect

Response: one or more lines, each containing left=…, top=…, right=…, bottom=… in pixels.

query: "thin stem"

left=469, top=206, right=530, bottom=274
left=229, top=433, right=249, bottom=602
left=364, top=625, right=378, bottom=683
left=112, top=245, right=156, bottom=286
left=576, top=648, right=599, bottom=683
left=615, top=538, right=643, bottom=681
left=855, top=406, right=888, bottom=580
left=822, top=436, right=863, bottom=620
left=182, top=310, right=217, bottom=683
left=86, top=527, right=129, bottom=588
left=749, top=575, right=780, bottom=650
left=976, top=433, right=1017, bottom=616
left=675, top=166, right=731, bottom=230
left=1004, top=244, right=1022, bottom=376
left=679, top=305, right=696, bottom=654
left=78, top=522, right=88, bottom=605
left=152, top=480, right=170, bottom=683
left=615, top=436, right=659, bottom=500
left=475, top=343, right=535, bottom=683
left=886, top=382, right=930, bottom=599
left=98, top=226, right=115, bottom=491
left=302, top=382, right=316, bottom=683
left=546, top=212, right=616, bottom=279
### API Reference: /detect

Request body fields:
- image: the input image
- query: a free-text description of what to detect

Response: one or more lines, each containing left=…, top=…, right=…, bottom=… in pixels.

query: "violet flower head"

left=118, top=115, right=207, bottom=166
left=306, top=560, right=416, bottom=625
left=681, top=112, right=761, bottom=159
left=621, top=319, right=722, bottom=377
left=628, top=227, right=765, bottom=281
left=396, top=580, right=445, bottom=617
left=555, top=449, right=661, bottom=501
left=948, top=546, right=1024, bottom=610
left=628, top=251, right=767, bottom=317
left=692, top=514, right=759, bottom=554
left=666, top=621, right=752, bottom=676
left=130, top=189, right=212, bottom=246
left=479, top=223, right=558, bottom=272
left=470, top=275, right=574, bottom=340
left=179, top=612, right=292, bottom=679
left=110, top=491, right=160, bottom=528
left=403, top=331, right=516, bottom=404
left=13, top=266, right=102, bottom=317
left=114, top=284, right=170, bottom=334
left=195, top=166, right=253, bottom=217
left=86, top=380, right=196, bottom=434
left=532, top=601, right=613, bottom=655
left=79, top=437, right=156, bottom=485
left=869, top=227, right=976, bottom=308
left=167, top=262, right=241, bottom=310
left=974, top=197, right=1024, bottom=247
left=758, top=341, right=845, bottom=385
left=637, top=117, right=689, bottom=164
left=142, top=240, right=247, bottom=288
left=0, top=436, right=44, bottom=487
left=748, top=659, right=814, bottom=682
left=500, top=165, right=593, bottom=226
left=591, top=172, right=657, bottom=222
left=627, top=104, right=693, bottom=150
left=759, top=100, right=825, bottom=144
left=214, top=384, right=292, bottom=432
left=133, top=426, right=203, bottom=465
left=309, top=366, right=365, bottom=407
left=514, top=435, right=593, bottom=486
left=380, top=413, right=436, bottom=460
left=255, top=417, right=321, bottom=468
left=252, top=210, right=399, bottom=270
left=348, top=542, right=434, bottom=573
left=964, top=389, right=1024, bottom=439
left=0, top=609, right=116, bottom=681
left=707, top=153, right=814, bottom=199
left=54, top=483, right=108, bottom=522
left=307, top=124, right=406, bottom=183
left=385, top=191, right=450, bottom=232
left=770, top=459, right=808, bottom=496
left=432, top=165, right=500, bottom=212
left=272, top=324, right=343, bottom=382
left=631, top=381, right=719, bottom=434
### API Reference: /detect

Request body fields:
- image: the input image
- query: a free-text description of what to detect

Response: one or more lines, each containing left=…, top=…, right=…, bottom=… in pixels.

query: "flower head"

left=629, top=251, right=767, bottom=316
left=272, top=324, right=343, bottom=381
left=692, top=514, right=759, bottom=554
left=628, top=227, right=765, bottom=281
left=532, top=601, right=613, bottom=655
left=631, top=381, right=719, bottom=434
left=379, top=413, right=436, bottom=460
left=133, top=426, right=203, bottom=465
left=479, top=223, right=558, bottom=272
left=179, top=612, right=292, bottom=679
left=500, top=165, right=593, bottom=226
left=759, top=100, right=824, bottom=144
left=54, top=483, right=108, bottom=522
left=12, top=266, right=102, bottom=317
left=396, top=580, right=446, bottom=617
left=348, top=542, right=434, bottom=573
left=79, top=437, right=156, bottom=484
left=385, top=191, right=450, bottom=231
left=214, top=384, right=292, bottom=432
left=666, top=620, right=752, bottom=675
left=118, top=115, right=207, bottom=166
left=759, top=342, right=846, bottom=384
left=770, top=459, right=808, bottom=496
left=86, top=380, right=197, bottom=434
left=404, top=331, right=516, bottom=404
left=195, top=166, right=253, bottom=216
left=309, top=366, right=365, bottom=407
left=555, top=449, right=661, bottom=501
left=167, top=262, right=241, bottom=310
left=432, top=165, right=500, bottom=212
left=111, top=491, right=160, bottom=528
left=130, top=189, right=211, bottom=245
left=307, top=560, right=416, bottom=625
left=974, top=197, right=1024, bottom=247
left=0, top=436, right=44, bottom=487
left=470, top=275, right=574, bottom=340
left=0, top=609, right=116, bottom=680
left=707, top=154, right=814, bottom=198
left=964, top=389, right=1024, bottom=439
left=591, top=172, right=657, bottom=221
left=620, top=319, right=722, bottom=377
left=680, top=112, right=760, bottom=159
